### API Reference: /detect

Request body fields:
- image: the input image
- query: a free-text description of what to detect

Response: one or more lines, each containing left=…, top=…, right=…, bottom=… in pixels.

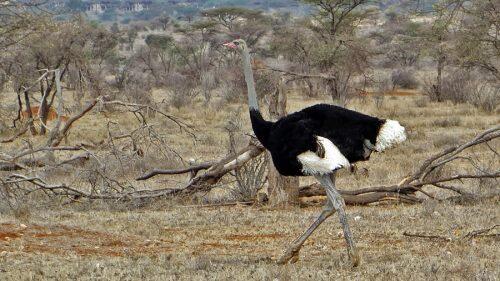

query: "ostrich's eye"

left=234, top=41, right=240, bottom=46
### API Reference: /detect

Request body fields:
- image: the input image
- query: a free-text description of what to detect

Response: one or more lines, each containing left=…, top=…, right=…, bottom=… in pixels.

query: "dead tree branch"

left=0, top=125, right=28, bottom=143
left=131, top=126, right=498, bottom=204
left=403, top=224, right=499, bottom=242
left=102, top=100, right=195, bottom=136
left=403, top=231, right=452, bottom=242
left=401, top=125, right=500, bottom=185
left=49, top=98, right=100, bottom=147
left=2, top=125, right=497, bottom=205
left=136, top=161, right=215, bottom=180
left=463, top=224, right=499, bottom=240
left=264, top=66, right=336, bottom=80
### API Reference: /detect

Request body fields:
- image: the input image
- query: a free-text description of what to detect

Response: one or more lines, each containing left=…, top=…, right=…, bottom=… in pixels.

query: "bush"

left=421, top=75, right=438, bottom=101
left=425, top=70, right=499, bottom=113
left=469, top=82, right=499, bottom=113
left=230, top=153, right=268, bottom=202
left=432, top=117, right=462, bottom=127
left=200, top=70, right=216, bottom=102
left=0, top=71, right=6, bottom=93
left=441, top=70, right=470, bottom=103
left=221, top=66, right=245, bottom=104
left=221, top=83, right=242, bottom=104
left=433, top=133, right=460, bottom=148
left=167, top=73, right=198, bottom=109
left=255, top=70, right=279, bottom=100
left=373, top=74, right=392, bottom=109
left=391, top=68, right=419, bottom=89
left=414, top=96, right=429, bottom=108
left=114, top=69, right=154, bottom=106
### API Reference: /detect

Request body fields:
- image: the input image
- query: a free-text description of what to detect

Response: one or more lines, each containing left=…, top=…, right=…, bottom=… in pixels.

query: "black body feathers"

left=250, top=104, right=385, bottom=176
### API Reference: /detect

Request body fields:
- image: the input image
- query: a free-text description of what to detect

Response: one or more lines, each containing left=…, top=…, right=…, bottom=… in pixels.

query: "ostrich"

left=223, top=39, right=406, bottom=266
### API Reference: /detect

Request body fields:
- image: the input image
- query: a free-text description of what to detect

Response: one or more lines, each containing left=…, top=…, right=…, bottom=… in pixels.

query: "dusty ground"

left=0, top=91, right=499, bottom=280
left=0, top=199, right=498, bottom=280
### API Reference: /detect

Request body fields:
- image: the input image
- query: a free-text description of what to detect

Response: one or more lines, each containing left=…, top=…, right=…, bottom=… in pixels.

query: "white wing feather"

left=297, top=136, right=350, bottom=175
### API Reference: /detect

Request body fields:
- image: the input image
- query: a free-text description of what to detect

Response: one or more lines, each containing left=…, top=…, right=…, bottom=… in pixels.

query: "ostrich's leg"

left=276, top=196, right=335, bottom=264
left=315, top=173, right=360, bottom=267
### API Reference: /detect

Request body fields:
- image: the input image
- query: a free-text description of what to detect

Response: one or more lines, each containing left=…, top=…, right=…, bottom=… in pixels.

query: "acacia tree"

left=156, top=15, right=171, bottom=31
left=126, top=28, right=138, bottom=51
left=417, top=0, right=498, bottom=102
left=418, top=0, right=461, bottom=102
left=137, top=34, right=177, bottom=86
left=270, top=20, right=320, bottom=97
left=172, top=20, right=223, bottom=102
left=299, top=0, right=374, bottom=106
left=201, top=7, right=270, bottom=48
left=451, top=0, right=499, bottom=81
left=416, top=0, right=499, bottom=107
left=375, top=11, right=424, bottom=68
left=201, top=7, right=263, bottom=31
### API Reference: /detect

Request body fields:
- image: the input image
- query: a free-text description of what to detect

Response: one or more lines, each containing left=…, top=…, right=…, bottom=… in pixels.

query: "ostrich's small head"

left=223, top=39, right=247, bottom=52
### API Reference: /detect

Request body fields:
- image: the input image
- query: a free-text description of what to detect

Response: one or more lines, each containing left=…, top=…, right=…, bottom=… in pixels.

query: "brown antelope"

left=21, top=106, right=69, bottom=122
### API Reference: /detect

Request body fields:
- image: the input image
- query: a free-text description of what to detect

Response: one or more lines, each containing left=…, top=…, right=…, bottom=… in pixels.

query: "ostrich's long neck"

left=242, top=48, right=272, bottom=147
left=242, top=49, right=258, bottom=110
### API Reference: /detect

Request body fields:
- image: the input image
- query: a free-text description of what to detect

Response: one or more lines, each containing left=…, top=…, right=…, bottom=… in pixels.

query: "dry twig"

left=403, top=231, right=452, bottom=242
left=463, top=224, right=499, bottom=240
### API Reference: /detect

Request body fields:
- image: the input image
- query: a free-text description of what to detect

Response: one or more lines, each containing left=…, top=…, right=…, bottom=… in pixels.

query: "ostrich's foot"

left=276, top=247, right=300, bottom=264
left=276, top=200, right=335, bottom=265
left=349, top=250, right=361, bottom=267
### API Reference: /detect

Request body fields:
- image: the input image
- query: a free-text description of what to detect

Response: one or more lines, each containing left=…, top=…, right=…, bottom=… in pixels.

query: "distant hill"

left=48, top=0, right=438, bottom=22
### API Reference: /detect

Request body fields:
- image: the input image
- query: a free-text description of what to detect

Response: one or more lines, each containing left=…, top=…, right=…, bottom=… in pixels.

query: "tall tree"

left=266, top=77, right=300, bottom=206
left=201, top=7, right=270, bottom=48
left=452, top=0, right=499, bottom=81
left=300, top=0, right=374, bottom=106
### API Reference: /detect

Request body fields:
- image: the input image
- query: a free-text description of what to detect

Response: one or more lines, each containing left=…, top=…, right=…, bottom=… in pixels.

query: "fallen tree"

left=134, top=125, right=499, bottom=205
left=1, top=123, right=498, bottom=204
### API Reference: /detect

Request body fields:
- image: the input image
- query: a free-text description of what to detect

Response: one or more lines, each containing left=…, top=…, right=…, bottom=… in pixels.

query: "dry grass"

left=0, top=90, right=499, bottom=280
left=0, top=200, right=498, bottom=280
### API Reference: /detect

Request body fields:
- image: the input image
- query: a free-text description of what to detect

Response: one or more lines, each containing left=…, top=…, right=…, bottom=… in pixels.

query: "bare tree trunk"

left=436, top=54, right=445, bottom=102
left=13, top=91, right=23, bottom=127
left=267, top=77, right=299, bottom=206
left=73, top=69, right=84, bottom=111
left=47, top=69, right=63, bottom=146
left=23, top=90, right=37, bottom=135
left=435, top=35, right=445, bottom=102
left=305, top=79, right=317, bottom=98
left=38, top=75, right=55, bottom=135
left=329, top=79, right=340, bottom=106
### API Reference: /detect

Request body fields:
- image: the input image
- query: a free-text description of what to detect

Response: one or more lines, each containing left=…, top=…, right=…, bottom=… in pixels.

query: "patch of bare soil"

left=0, top=222, right=285, bottom=258
left=225, top=233, right=284, bottom=241
left=0, top=223, right=172, bottom=257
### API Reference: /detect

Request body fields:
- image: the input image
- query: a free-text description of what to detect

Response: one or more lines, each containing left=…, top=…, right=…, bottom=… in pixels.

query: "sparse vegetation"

left=432, top=116, right=462, bottom=128
left=0, top=0, right=498, bottom=279
left=391, top=68, right=419, bottom=89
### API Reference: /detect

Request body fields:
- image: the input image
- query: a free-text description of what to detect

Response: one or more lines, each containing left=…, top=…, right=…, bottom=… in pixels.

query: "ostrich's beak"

left=223, top=42, right=237, bottom=49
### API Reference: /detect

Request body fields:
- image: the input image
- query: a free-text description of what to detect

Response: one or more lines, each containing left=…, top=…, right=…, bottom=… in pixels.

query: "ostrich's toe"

left=289, top=251, right=300, bottom=264
left=349, top=251, right=361, bottom=267
left=276, top=248, right=300, bottom=265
